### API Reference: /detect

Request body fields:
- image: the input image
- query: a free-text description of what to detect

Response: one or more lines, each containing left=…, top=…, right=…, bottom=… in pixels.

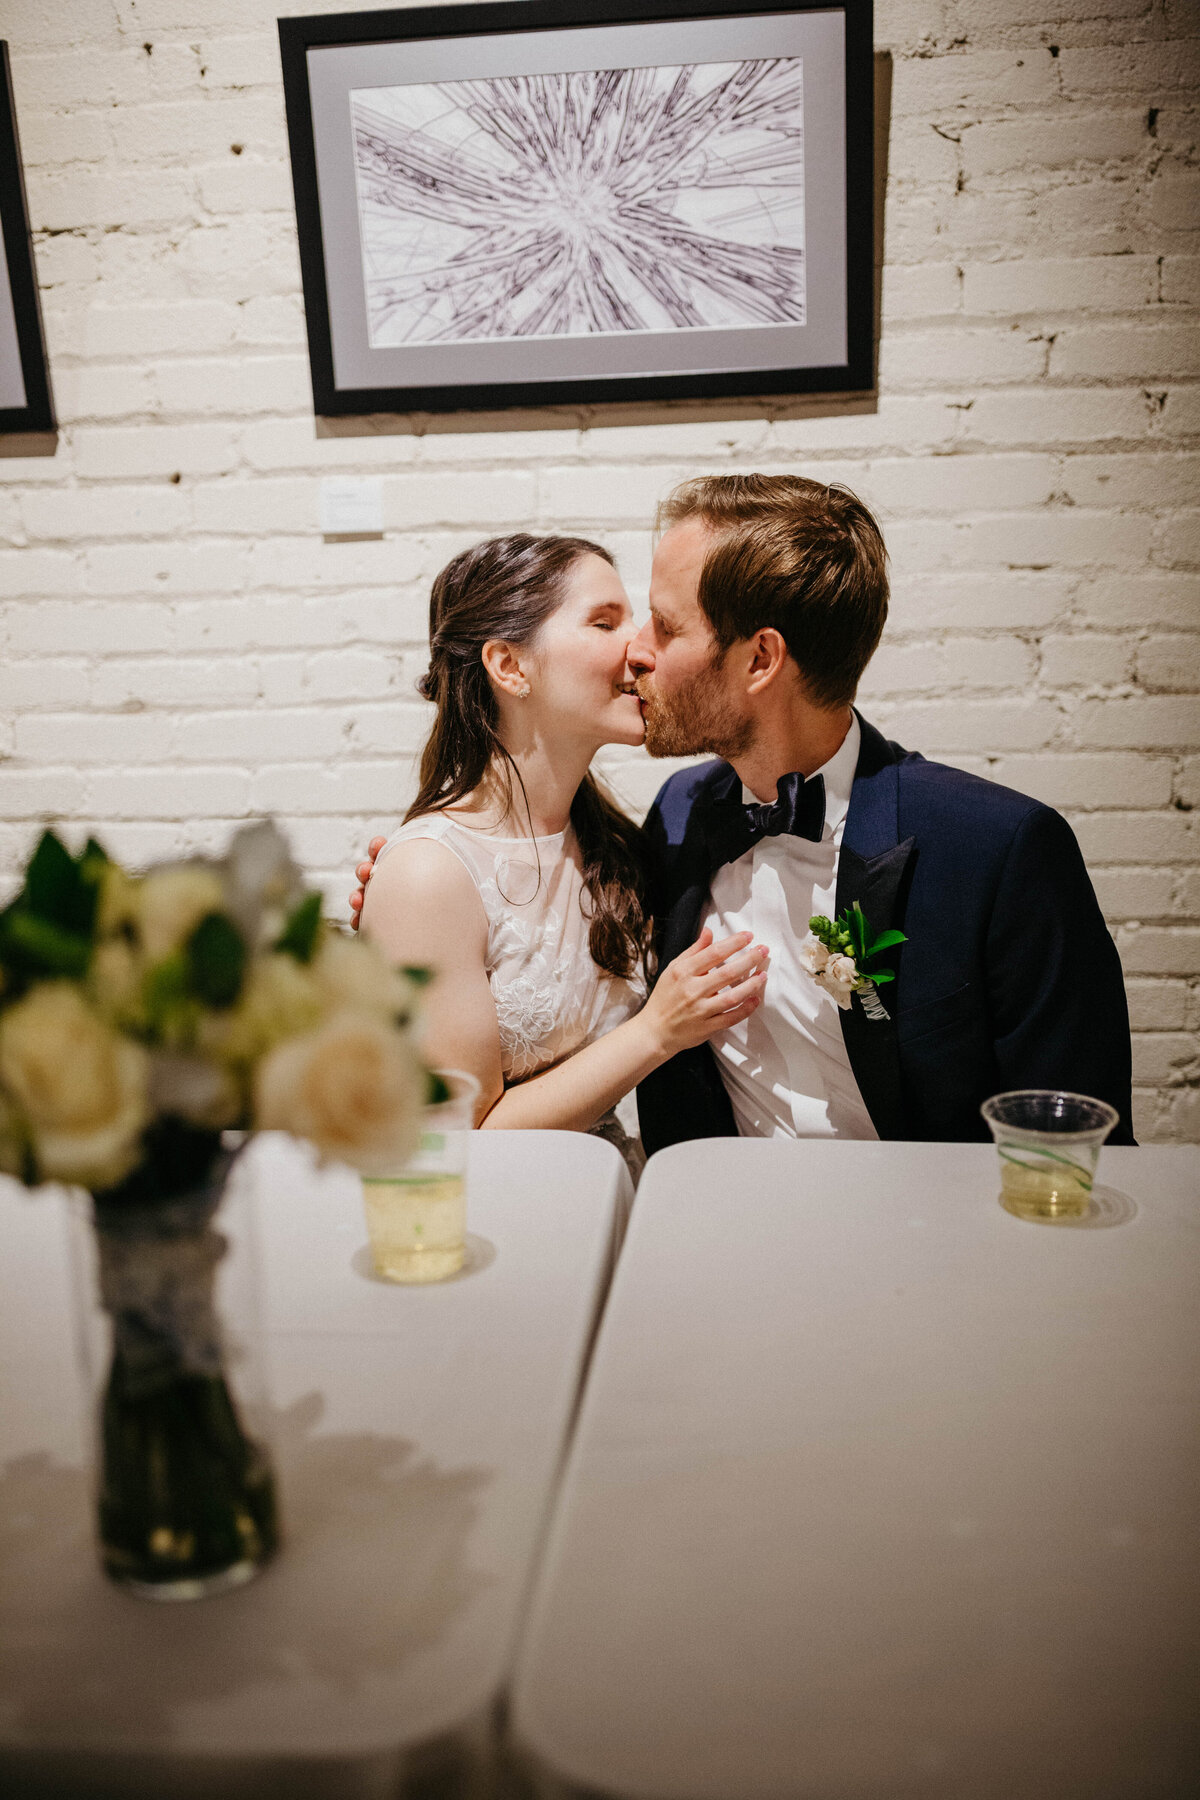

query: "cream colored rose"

left=312, top=930, right=420, bottom=1027
left=96, top=862, right=141, bottom=938
left=89, top=937, right=143, bottom=1024
left=0, top=982, right=148, bottom=1190
left=254, top=1011, right=422, bottom=1172
left=205, top=952, right=325, bottom=1068
left=798, top=933, right=830, bottom=976
left=816, top=953, right=859, bottom=1010
left=138, top=865, right=226, bottom=963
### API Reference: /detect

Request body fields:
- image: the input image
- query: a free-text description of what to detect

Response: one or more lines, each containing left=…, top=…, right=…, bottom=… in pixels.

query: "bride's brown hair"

left=408, top=533, right=651, bottom=980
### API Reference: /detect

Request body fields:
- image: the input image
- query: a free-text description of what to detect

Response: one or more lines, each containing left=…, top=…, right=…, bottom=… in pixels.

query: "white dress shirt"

left=702, top=715, right=878, bottom=1140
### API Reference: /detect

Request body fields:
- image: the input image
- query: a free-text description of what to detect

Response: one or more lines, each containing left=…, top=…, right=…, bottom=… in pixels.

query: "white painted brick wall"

left=0, top=0, right=1197, bottom=1141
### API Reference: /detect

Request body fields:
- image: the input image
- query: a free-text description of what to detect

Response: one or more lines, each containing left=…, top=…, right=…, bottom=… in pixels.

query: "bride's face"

left=524, top=555, right=645, bottom=748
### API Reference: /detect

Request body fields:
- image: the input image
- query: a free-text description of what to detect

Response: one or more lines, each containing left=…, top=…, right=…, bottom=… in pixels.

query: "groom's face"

left=628, top=517, right=753, bottom=760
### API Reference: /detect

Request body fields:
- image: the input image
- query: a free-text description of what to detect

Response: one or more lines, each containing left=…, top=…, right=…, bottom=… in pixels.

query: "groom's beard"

left=636, top=659, right=753, bottom=760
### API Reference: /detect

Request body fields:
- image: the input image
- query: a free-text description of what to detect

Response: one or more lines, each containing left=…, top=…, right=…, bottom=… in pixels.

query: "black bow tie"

left=708, top=771, right=826, bottom=869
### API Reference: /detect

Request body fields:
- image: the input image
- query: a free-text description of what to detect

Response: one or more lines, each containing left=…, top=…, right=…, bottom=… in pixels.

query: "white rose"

left=798, top=933, right=830, bottom=975
left=815, top=954, right=859, bottom=1010
left=0, top=982, right=148, bottom=1190
left=313, top=930, right=420, bottom=1028
left=815, top=971, right=854, bottom=1010
left=88, top=937, right=143, bottom=1024
left=204, top=952, right=325, bottom=1068
left=254, top=1010, right=423, bottom=1173
left=96, top=862, right=141, bottom=938
left=138, top=865, right=226, bottom=963
left=220, top=821, right=305, bottom=947
left=827, top=953, right=858, bottom=988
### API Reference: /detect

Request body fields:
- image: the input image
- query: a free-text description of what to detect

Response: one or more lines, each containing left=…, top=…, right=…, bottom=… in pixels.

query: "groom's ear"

left=482, top=637, right=527, bottom=698
left=744, top=628, right=791, bottom=696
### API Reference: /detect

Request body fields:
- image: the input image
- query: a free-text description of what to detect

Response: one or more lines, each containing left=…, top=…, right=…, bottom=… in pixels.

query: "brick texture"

left=1, top=0, right=1197, bottom=1139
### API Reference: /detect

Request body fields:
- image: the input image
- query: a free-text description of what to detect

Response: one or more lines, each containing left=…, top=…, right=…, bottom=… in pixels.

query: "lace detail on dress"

left=375, top=813, right=646, bottom=1088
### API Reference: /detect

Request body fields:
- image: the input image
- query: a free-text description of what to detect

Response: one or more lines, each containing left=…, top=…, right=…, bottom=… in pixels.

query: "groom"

left=626, top=474, right=1134, bottom=1154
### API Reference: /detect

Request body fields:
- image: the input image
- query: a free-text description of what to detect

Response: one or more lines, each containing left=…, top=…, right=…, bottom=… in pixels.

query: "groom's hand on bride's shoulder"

left=348, top=836, right=387, bottom=930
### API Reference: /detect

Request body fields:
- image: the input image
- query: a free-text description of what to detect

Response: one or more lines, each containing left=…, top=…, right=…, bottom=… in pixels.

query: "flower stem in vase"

left=94, top=1188, right=279, bottom=1600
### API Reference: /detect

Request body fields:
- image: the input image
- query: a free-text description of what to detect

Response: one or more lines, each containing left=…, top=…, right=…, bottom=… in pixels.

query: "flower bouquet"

left=0, top=821, right=431, bottom=1598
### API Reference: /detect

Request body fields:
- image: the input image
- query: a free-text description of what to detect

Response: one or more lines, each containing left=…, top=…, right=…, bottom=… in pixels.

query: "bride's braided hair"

left=408, top=534, right=651, bottom=981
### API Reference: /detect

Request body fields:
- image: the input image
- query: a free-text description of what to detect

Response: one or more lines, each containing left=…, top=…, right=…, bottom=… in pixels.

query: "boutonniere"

left=799, top=902, right=907, bottom=1021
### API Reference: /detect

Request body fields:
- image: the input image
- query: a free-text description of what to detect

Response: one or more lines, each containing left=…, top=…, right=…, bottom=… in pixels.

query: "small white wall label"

left=319, top=475, right=384, bottom=537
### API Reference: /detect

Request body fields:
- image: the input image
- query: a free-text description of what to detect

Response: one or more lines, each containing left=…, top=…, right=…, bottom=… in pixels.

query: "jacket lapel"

left=660, top=763, right=741, bottom=964
left=835, top=720, right=915, bottom=1140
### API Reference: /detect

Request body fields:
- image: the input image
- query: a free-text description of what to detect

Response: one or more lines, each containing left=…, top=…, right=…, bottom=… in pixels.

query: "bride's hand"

left=640, top=927, right=768, bottom=1059
left=348, top=837, right=387, bottom=930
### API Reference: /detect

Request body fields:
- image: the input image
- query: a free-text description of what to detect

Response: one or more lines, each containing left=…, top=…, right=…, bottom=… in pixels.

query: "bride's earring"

left=516, top=682, right=531, bottom=698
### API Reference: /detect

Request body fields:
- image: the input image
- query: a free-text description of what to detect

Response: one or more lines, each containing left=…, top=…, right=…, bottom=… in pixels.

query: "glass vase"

left=71, top=1154, right=280, bottom=1600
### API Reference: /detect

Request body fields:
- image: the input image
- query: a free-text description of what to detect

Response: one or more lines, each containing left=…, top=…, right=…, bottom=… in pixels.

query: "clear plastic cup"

left=361, top=1070, right=478, bottom=1282
left=981, top=1089, right=1119, bottom=1221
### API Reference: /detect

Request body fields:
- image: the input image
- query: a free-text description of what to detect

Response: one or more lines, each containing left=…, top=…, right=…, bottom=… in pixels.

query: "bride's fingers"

left=705, top=970, right=768, bottom=1016
left=684, top=929, right=752, bottom=974
left=355, top=860, right=374, bottom=883
left=696, top=942, right=768, bottom=991
left=368, top=836, right=387, bottom=857
left=714, top=988, right=764, bottom=1028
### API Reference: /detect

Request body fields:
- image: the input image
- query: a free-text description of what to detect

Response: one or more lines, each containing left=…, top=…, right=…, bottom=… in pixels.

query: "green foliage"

left=0, top=829, right=107, bottom=998
left=402, top=965, right=435, bottom=988
left=1, top=910, right=92, bottom=979
left=809, top=902, right=907, bottom=974
left=186, top=912, right=246, bottom=1009
left=275, top=891, right=322, bottom=964
left=142, top=953, right=199, bottom=1046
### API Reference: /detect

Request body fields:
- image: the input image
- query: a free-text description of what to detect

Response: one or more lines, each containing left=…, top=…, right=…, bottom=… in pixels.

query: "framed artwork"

left=0, top=42, right=55, bottom=436
left=279, top=1, right=874, bottom=417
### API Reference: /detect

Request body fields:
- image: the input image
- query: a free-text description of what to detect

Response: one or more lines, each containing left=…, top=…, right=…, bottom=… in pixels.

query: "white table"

left=0, top=1129, right=632, bottom=1799
left=512, top=1140, right=1200, bottom=1800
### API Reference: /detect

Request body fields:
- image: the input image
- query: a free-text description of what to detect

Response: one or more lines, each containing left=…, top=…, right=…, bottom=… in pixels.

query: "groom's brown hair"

left=657, top=475, right=889, bottom=709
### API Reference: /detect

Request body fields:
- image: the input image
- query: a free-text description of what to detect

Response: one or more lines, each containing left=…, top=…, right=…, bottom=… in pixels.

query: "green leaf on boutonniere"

left=868, top=968, right=896, bottom=984
left=186, top=911, right=246, bottom=1009
left=849, top=903, right=871, bottom=961
left=865, top=928, right=907, bottom=956
left=275, top=891, right=322, bottom=964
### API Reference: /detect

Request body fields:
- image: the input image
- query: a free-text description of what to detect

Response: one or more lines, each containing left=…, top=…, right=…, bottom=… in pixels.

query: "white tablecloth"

left=512, top=1139, right=1200, bottom=1800
left=0, top=1129, right=632, bottom=1799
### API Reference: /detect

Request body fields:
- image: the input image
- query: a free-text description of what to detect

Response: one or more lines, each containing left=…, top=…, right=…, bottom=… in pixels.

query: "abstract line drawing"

left=350, top=57, right=805, bottom=347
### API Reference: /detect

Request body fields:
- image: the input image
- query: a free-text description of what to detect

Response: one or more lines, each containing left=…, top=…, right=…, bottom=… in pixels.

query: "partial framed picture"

left=279, top=1, right=873, bottom=416
left=0, top=43, right=55, bottom=436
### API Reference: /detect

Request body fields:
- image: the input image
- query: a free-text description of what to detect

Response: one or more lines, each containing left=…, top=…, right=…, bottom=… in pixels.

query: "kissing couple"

left=352, top=474, right=1133, bottom=1175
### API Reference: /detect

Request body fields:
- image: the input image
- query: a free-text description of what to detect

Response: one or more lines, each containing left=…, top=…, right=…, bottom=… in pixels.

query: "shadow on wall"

left=311, top=55, right=893, bottom=447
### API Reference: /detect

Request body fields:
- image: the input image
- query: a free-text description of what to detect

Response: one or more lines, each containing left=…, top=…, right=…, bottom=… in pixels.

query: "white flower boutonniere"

left=800, top=902, right=907, bottom=1021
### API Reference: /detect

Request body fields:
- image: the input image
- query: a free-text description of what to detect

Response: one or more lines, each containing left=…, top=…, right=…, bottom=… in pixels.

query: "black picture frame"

left=0, top=42, right=55, bottom=437
left=279, top=1, right=873, bottom=417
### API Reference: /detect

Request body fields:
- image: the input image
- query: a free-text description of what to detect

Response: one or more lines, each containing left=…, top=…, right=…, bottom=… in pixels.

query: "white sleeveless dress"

left=376, top=813, right=647, bottom=1175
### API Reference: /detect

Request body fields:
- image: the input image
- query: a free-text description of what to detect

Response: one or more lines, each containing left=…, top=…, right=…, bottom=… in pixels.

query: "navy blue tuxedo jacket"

left=636, top=714, right=1134, bottom=1155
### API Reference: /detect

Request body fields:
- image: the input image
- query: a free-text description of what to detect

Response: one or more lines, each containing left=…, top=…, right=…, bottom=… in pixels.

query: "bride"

left=355, top=532, right=767, bottom=1167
